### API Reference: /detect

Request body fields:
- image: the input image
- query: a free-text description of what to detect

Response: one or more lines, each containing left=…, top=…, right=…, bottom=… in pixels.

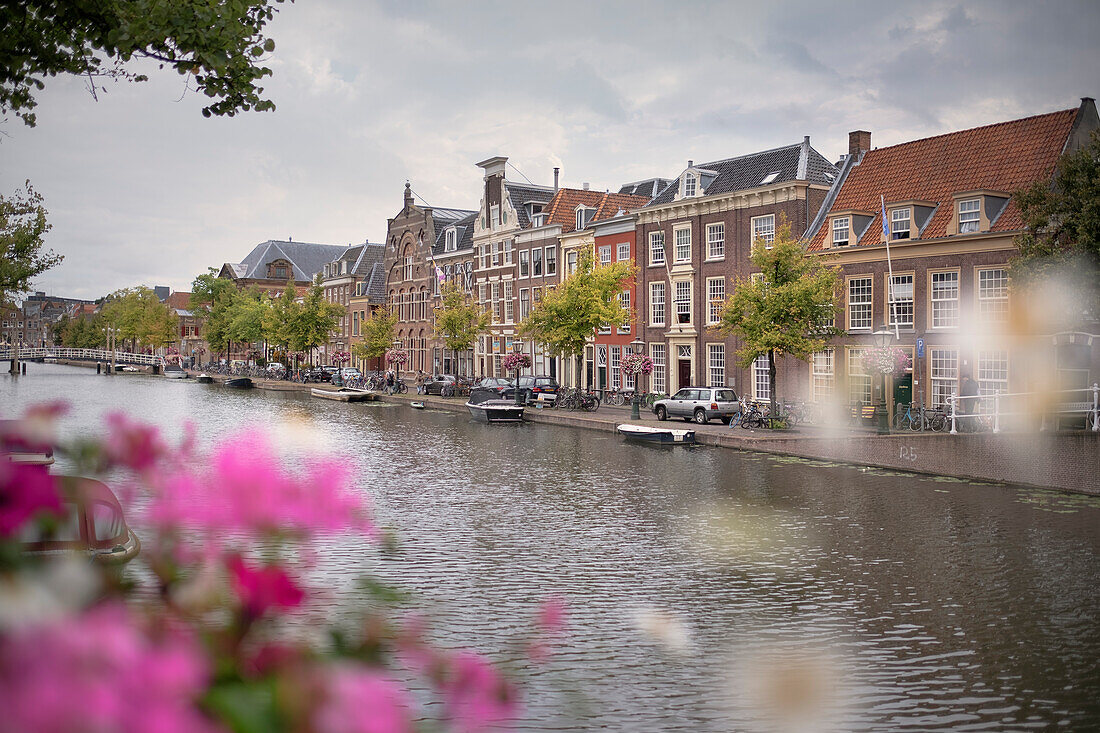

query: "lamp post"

left=630, top=337, right=644, bottom=420
left=871, top=327, right=894, bottom=434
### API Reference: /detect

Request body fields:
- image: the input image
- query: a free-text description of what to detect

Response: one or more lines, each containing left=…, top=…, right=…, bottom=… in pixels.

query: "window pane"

left=848, top=277, right=872, bottom=329
left=707, top=223, right=725, bottom=258
left=650, top=232, right=665, bottom=264
left=930, top=348, right=958, bottom=406
left=709, top=343, right=725, bottom=387
left=931, top=271, right=959, bottom=328
left=888, top=274, right=914, bottom=327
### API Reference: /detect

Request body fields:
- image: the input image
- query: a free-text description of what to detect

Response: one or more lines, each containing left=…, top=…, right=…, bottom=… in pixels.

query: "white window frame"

left=518, top=249, right=529, bottom=278
left=708, top=343, right=725, bottom=388
left=649, top=231, right=665, bottom=265
left=545, top=246, right=557, bottom=276
left=650, top=281, right=666, bottom=326
left=832, top=217, right=850, bottom=247
left=618, top=291, right=631, bottom=334
left=651, top=343, right=666, bottom=394
left=491, top=204, right=501, bottom=229
left=683, top=173, right=696, bottom=198
left=812, top=349, right=834, bottom=401
left=504, top=281, right=513, bottom=323
left=930, top=347, right=958, bottom=407
left=752, top=214, right=776, bottom=248
left=531, top=248, right=543, bottom=277
left=930, top=270, right=960, bottom=329
left=566, top=250, right=578, bottom=276
left=848, top=276, right=872, bottom=330
left=978, top=267, right=1008, bottom=323
left=706, top=223, right=725, bottom=259
left=674, top=280, right=692, bottom=325
left=978, top=349, right=1008, bottom=404
left=445, top=228, right=457, bottom=252
left=519, top=288, right=530, bottom=319
left=706, top=276, right=725, bottom=325
left=674, top=226, right=691, bottom=263
left=598, top=245, right=613, bottom=265
left=847, top=348, right=871, bottom=405
left=891, top=208, right=911, bottom=240
left=617, top=242, right=631, bottom=261
left=610, top=345, right=622, bottom=389
left=753, top=354, right=770, bottom=400
left=959, top=199, right=980, bottom=233
left=887, top=273, right=914, bottom=329
left=491, top=282, right=501, bottom=323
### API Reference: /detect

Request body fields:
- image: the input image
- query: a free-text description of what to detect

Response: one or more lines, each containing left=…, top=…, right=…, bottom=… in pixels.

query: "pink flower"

left=442, top=652, right=519, bottom=733
left=0, top=462, right=62, bottom=537
left=529, top=595, right=567, bottom=662
left=314, top=665, right=413, bottom=733
left=227, top=556, right=305, bottom=618
left=0, top=604, right=217, bottom=733
left=102, top=412, right=169, bottom=472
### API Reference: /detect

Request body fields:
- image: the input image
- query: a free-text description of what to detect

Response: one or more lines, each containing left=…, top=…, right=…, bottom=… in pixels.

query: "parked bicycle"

left=555, top=387, right=600, bottom=412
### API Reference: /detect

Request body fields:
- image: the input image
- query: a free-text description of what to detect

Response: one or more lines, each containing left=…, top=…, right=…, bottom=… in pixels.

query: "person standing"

left=958, top=372, right=979, bottom=431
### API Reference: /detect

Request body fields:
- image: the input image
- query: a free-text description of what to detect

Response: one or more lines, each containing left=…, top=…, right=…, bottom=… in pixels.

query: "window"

left=978, top=350, right=1008, bottom=402
left=931, top=271, right=960, bottom=328
left=504, top=281, right=513, bottom=322
left=575, top=209, right=586, bottom=231
left=891, top=208, right=911, bottom=240
left=706, top=223, right=725, bottom=259
left=683, top=173, right=696, bottom=197
left=752, top=214, right=775, bottom=247
left=566, top=251, right=578, bottom=275
left=491, top=241, right=502, bottom=267
left=848, top=348, right=871, bottom=405
left=812, top=350, right=834, bottom=400
left=760, top=171, right=780, bottom=185
left=617, top=242, right=631, bottom=261
left=832, top=217, right=850, bottom=247
left=491, top=282, right=501, bottom=323
left=519, top=250, right=529, bottom=277
left=403, top=256, right=413, bottom=281
left=532, top=213, right=547, bottom=227
left=480, top=243, right=491, bottom=269
left=706, top=277, right=725, bottom=325
left=519, top=289, right=530, bottom=319
left=650, top=282, right=666, bottom=326
left=491, top=204, right=500, bottom=229
left=651, top=344, right=666, bottom=394
left=618, top=291, right=630, bottom=334
left=445, top=229, right=457, bottom=251
left=978, top=268, right=1008, bottom=322
left=610, top=345, right=622, bottom=389
left=275, top=265, right=287, bottom=279
left=888, top=274, right=914, bottom=328
left=649, top=231, right=665, bottom=265
left=754, top=354, right=770, bottom=400
left=709, top=344, right=725, bottom=387
left=532, top=248, right=542, bottom=277
left=674, top=227, right=691, bottom=262
left=545, top=247, right=557, bottom=276
left=959, top=199, right=980, bottom=233
left=675, top=281, right=691, bottom=324
left=848, top=277, right=872, bottom=330
left=930, top=348, right=958, bottom=406
left=504, top=241, right=513, bottom=265
left=599, top=245, right=612, bottom=265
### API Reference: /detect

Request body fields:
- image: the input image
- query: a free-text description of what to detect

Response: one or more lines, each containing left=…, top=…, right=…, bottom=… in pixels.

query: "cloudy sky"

left=3, top=0, right=1098, bottom=300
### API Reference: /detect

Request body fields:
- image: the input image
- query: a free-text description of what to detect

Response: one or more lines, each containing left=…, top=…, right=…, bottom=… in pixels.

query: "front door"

left=678, top=360, right=692, bottom=389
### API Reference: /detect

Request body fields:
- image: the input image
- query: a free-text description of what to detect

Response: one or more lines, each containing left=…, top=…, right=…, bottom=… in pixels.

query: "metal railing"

left=0, top=347, right=164, bottom=367
left=945, top=384, right=1100, bottom=434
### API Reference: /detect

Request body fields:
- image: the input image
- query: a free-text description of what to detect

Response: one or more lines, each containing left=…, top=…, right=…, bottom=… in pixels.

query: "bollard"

left=97, top=362, right=102, bottom=374
left=21, top=362, right=26, bottom=375
left=949, top=394, right=958, bottom=434
left=1093, top=383, right=1099, bottom=432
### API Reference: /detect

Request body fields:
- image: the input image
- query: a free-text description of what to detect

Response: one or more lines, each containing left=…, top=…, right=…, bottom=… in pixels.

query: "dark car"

left=512, top=375, right=559, bottom=405
left=302, top=368, right=329, bottom=383
left=470, top=377, right=514, bottom=396
left=653, top=387, right=739, bottom=424
left=423, top=374, right=457, bottom=395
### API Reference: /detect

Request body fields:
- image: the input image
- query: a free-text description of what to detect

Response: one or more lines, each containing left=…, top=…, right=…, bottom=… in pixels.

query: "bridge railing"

left=0, top=347, right=164, bottom=366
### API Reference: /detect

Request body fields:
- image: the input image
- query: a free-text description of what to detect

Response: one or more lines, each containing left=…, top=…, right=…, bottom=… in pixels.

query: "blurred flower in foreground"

left=632, top=606, right=694, bottom=654
left=0, top=462, right=61, bottom=537
left=314, top=665, right=413, bottom=733
left=529, top=595, right=567, bottom=662
left=227, top=555, right=305, bottom=619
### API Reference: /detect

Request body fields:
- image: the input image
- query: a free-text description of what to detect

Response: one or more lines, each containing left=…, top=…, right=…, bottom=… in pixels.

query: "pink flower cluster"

left=501, top=352, right=531, bottom=373
left=0, top=604, right=217, bottom=733
left=620, top=352, right=654, bottom=377
left=384, top=349, right=409, bottom=366
left=314, top=665, right=413, bottom=733
left=860, top=346, right=912, bottom=375
left=102, top=412, right=171, bottom=472
left=0, top=462, right=61, bottom=537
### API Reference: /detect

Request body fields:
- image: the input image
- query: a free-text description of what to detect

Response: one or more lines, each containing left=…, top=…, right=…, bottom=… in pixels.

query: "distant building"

left=319, top=242, right=384, bottom=360
left=2, top=292, right=94, bottom=347
left=218, top=239, right=348, bottom=295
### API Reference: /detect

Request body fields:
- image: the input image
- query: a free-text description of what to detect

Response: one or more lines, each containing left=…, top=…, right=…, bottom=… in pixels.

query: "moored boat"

left=465, top=398, right=524, bottom=423
left=225, top=377, right=254, bottom=389
left=311, top=387, right=375, bottom=402
left=616, top=423, right=696, bottom=445
left=410, top=401, right=426, bottom=409
left=21, top=475, right=141, bottom=565
left=197, top=373, right=214, bottom=383
left=164, top=365, right=188, bottom=379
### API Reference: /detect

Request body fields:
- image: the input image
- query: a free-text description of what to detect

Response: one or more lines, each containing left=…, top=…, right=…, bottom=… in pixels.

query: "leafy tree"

left=62, top=313, right=105, bottom=348
left=0, top=181, right=61, bottom=305
left=100, top=286, right=176, bottom=351
left=226, top=288, right=269, bottom=347
left=190, top=270, right=237, bottom=361
left=263, top=282, right=299, bottom=353
left=351, top=308, right=398, bottom=364
left=290, top=282, right=342, bottom=365
left=433, top=282, right=491, bottom=378
left=1012, top=129, right=1100, bottom=325
left=517, top=249, right=634, bottom=387
left=714, top=219, right=843, bottom=414
left=1, top=0, right=291, bottom=127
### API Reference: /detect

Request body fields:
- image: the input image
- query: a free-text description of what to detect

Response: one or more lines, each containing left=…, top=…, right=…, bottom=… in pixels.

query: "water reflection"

left=3, top=364, right=1099, bottom=731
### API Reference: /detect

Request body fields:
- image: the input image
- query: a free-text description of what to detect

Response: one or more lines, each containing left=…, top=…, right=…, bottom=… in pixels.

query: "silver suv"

left=653, top=387, right=739, bottom=424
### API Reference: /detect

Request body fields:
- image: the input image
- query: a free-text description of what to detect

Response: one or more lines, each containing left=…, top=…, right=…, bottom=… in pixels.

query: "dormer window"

left=575, top=207, right=594, bottom=231
left=760, top=171, right=780, bottom=185
left=959, top=199, right=980, bottom=233
left=275, top=265, right=288, bottom=279
left=445, top=228, right=457, bottom=252
left=532, top=213, right=547, bottom=227
left=683, top=173, right=697, bottom=197
left=832, top=217, right=850, bottom=247
left=891, top=208, right=911, bottom=240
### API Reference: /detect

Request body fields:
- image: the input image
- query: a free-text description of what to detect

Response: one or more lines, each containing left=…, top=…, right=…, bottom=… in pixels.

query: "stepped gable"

left=807, top=108, right=1078, bottom=251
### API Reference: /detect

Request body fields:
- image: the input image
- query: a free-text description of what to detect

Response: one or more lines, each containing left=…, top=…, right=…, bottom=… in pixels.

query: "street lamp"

left=871, top=327, right=894, bottom=434
left=630, top=337, right=644, bottom=420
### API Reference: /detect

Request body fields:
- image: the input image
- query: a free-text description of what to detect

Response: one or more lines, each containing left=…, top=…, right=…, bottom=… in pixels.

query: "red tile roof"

left=542, top=189, right=650, bottom=234
left=165, top=291, right=193, bottom=309
left=808, top=108, right=1078, bottom=251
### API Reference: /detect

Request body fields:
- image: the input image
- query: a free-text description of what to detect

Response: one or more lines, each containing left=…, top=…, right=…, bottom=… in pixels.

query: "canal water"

left=4, top=363, right=1100, bottom=731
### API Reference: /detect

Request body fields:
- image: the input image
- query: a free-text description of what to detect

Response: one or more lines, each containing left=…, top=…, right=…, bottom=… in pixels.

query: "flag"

left=880, top=195, right=889, bottom=239
left=436, top=266, right=445, bottom=284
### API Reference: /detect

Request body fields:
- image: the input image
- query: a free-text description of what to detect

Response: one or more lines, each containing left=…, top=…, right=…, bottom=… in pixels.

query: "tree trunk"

left=768, top=348, right=778, bottom=416
left=576, top=353, right=583, bottom=389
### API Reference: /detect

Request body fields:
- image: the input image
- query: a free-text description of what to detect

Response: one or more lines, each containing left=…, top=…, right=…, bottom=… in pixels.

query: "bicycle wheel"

left=930, top=413, right=947, bottom=432
left=441, top=385, right=454, bottom=397
left=909, top=412, right=925, bottom=431
left=893, top=412, right=908, bottom=431
left=398, top=383, right=408, bottom=394
left=586, top=396, right=601, bottom=412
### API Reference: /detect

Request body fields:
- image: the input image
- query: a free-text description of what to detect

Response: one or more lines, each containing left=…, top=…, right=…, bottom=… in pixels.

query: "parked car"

left=266, top=362, right=285, bottom=373
left=302, top=368, right=329, bottom=383
left=470, top=377, right=514, bottom=396
left=653, top=387, right=739, bottom=424
left=332, top=367, right=361, bottom=384
left=423, top=374, right=457, bottom=395
left=512, top=375, right=559, bottom=405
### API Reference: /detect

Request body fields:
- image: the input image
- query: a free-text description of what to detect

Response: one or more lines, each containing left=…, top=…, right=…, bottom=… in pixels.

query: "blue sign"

left=916, top=337, right=925, bottom=359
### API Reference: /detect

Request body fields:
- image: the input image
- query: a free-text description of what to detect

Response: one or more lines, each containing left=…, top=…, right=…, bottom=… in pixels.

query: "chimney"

left=582, top=182, right=590, bottom=191
left=553, top=167, right=560, bottom=192
left=687, top=160, right=694, bottom=168
left=849, top=130, right=871, bottom=159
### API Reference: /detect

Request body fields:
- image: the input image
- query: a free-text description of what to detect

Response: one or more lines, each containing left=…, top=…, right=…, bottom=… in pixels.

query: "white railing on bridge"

left=0, top=347, right=164, bottom=367
left=945, top=384, right=1100, bottom=434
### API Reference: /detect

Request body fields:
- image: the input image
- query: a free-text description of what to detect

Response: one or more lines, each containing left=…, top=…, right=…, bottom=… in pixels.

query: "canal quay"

left=5, top=363, right=1100, bottom=731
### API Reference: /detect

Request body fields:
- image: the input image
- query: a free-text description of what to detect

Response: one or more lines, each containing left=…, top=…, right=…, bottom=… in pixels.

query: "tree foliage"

left=60, top=313, right=106, bottom=348
left=433, top=282, right=491, bottom=375
left=352, top=308, right=398, bottom=363
left=262, top=282, right=300, bottom=351
left=289, top=282, right=343, bottom=360
left=714, top=219, right=843, bottom=411
left=0, top=0, right=291, bottom=127
left=518, top=249, right=634, bottom=386
left=1012, top=129, right=1100, bottom=324
left=0, top=181, right=61, bottom=305
left=190, top=270, right=238, bottom=357
left=100, top=286, right=177, bottom=350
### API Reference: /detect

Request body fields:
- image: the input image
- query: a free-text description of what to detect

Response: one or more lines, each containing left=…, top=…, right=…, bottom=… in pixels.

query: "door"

left=678, top=360, right=692, bottom=389
left=893, top=373, right=913, bottom=410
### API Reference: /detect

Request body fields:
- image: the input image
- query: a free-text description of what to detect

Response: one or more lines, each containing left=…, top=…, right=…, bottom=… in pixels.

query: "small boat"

left=465, top=398, right=524, bottom=423
left=22, top=475, right=140, bottom=565
left=616, top=423, right=696, bottom=445
left=197, top=373, right=214, bottom=384
left=225, top=377, right=254, bottom=389
left=311, top=387, right=375, bottom=402
left=164, top=365, right=188, bottom=379
left=410, top=401, right=426, bottom=409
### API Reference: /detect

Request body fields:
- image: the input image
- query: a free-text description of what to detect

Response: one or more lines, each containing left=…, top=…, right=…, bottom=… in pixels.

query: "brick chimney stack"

left=849, top=130, right=871, bottom=159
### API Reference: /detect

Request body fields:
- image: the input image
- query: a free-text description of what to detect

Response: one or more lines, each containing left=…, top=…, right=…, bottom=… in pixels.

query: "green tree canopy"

left=1, top=0, right=290, bottom=127
left=518, top=249, right=634, bottom=387
left=352, top=308, right=398, bottom=363
left=433, top=282, right=491, bottom=377
left=1012, top=129, right=1100, bottom=325
left=190, top=270, right=237, bottom=357
left=262, top=282, right=300, bottom=351
left=226, top=288, right=269, bottom=346
left=0, top=181, right=61, bottom=305
left=100, top=286, right=177, bottom=350
left=290, top=281, right=342, bottom=363
left=714, top=219, right=843, bottom=412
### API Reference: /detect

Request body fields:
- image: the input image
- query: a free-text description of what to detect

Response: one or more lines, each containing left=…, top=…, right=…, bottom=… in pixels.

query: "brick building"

left=218, top=239, right=347, bottom=296
left=320, top=242, right=384, bottom=360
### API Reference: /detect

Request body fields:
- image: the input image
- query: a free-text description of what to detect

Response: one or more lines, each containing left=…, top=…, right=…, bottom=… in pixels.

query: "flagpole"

left=881, top=195, right=899, bottom=340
